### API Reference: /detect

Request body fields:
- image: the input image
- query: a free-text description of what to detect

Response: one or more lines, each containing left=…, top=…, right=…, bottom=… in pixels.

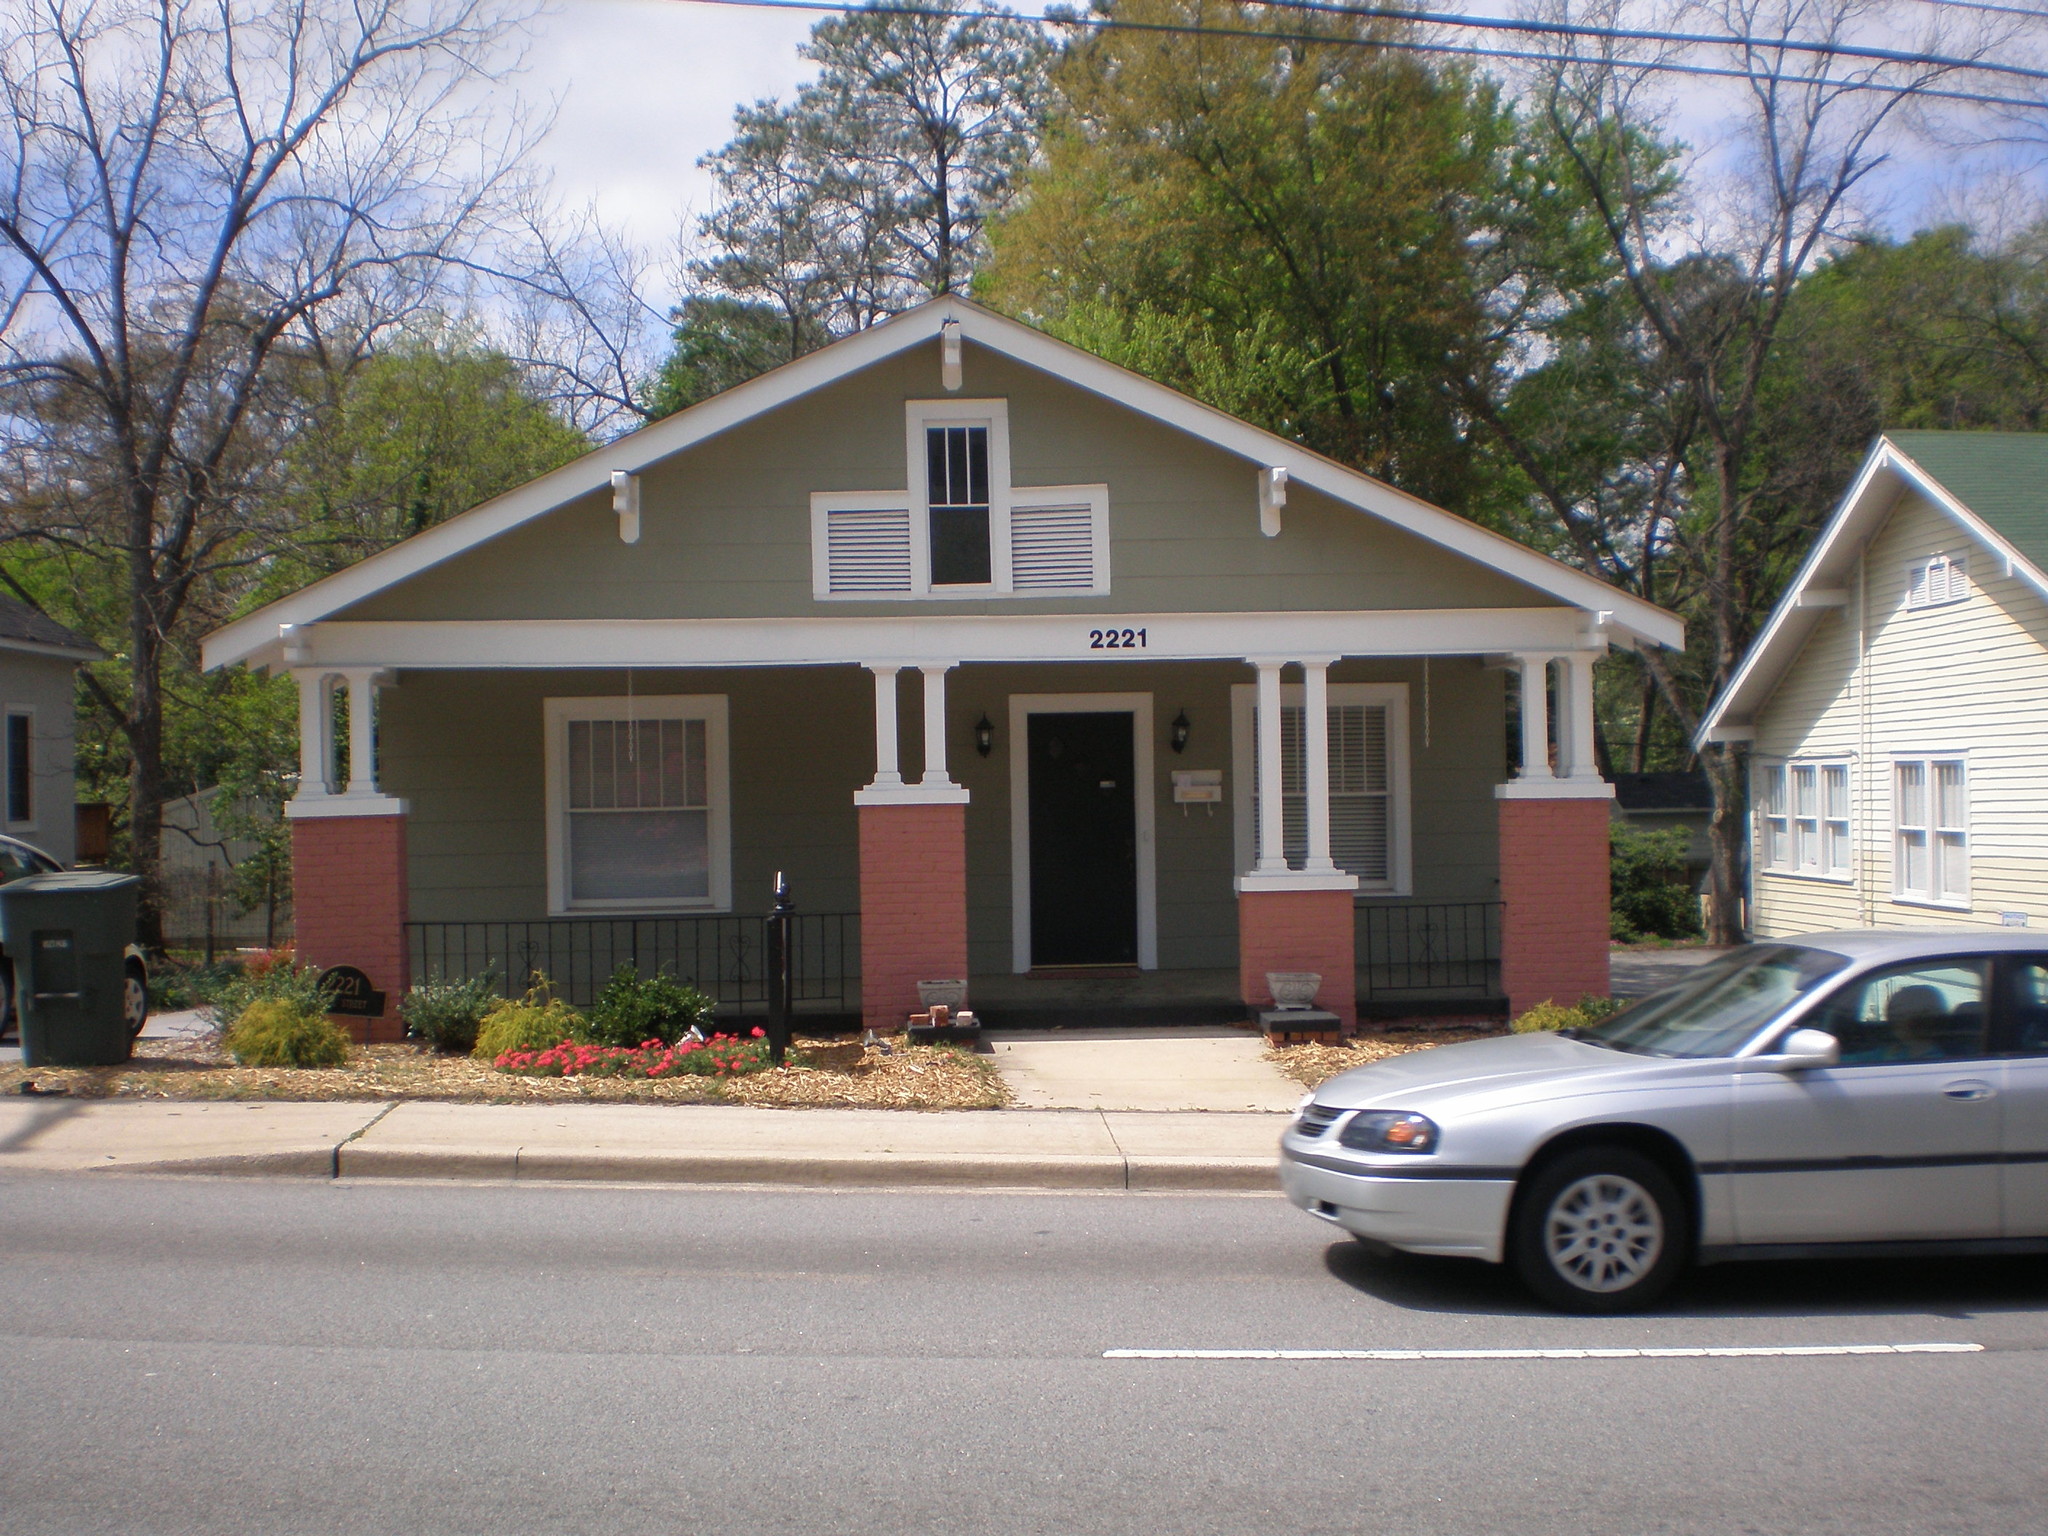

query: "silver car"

left=1281, top=931, right=2048, bottom=1311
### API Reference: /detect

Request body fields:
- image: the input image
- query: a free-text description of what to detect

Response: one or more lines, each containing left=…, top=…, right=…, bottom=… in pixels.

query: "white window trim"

left=1755, top=757, right=1852, bottom=883
left=1006, top=692, right=1158, bottom=973
left=1891, top=751, right=1970, bottom=911
left=1905, top=552, right=1969, bottom=611
left=907, top=398, right=1012, bottom=594
left=1228, top=682, right=1412, bottom=895
left=3, top=705, right=34, bottom=833
left=809, top=399, right=1109, bottom=600
left=542, top=694, right=732, bottom=916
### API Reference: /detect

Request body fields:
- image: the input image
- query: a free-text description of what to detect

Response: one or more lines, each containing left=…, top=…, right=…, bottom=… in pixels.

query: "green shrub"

left=222, top=999, right=352, bottom=1068
left=582, top=965, right=716, bottom=1048
left=1511, top=995, right=1624, bottom=1034
left=402, top=975, right=501, bottom=1054
left=472, top=988, right=583, bottom=1061
left=1610, top=825, right=1704, bottom=942
left=206, top=957, right=335, bottom=1033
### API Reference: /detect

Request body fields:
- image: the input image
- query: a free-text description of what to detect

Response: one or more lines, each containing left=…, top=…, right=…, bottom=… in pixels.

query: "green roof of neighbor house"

left=1885, top=430, right=2048, bottom=573
left=1697, top=429, right=2048, bottom=744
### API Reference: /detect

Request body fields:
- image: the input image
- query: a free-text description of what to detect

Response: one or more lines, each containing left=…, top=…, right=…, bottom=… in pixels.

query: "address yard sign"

left=318, top=965, right=386, bottom=1018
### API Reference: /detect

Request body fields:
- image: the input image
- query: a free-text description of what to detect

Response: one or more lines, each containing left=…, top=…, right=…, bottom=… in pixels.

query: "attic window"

left=926, top=424, right=992, bottom=586
left=1906, top=554, right=1967, bottom=610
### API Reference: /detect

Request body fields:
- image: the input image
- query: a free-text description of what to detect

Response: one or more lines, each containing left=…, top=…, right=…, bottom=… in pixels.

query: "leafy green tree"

left=646, top=297, right=815, bottom=418
left=980, top=1, right=1607, bottom=518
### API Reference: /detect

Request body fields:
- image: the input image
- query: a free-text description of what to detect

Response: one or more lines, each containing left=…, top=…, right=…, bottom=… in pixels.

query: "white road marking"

left=1103, top=1343, right=1985, bottom=1360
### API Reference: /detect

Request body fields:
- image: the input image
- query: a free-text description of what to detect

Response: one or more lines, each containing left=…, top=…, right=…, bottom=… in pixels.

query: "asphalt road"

left=2, top=1175, right=2045, bottom=1536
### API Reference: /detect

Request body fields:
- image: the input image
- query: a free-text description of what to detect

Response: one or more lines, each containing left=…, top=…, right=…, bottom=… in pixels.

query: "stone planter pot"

left=1265, top=971, right=1323, bottom=1010
left=917, top=979, right=969, bottom=1010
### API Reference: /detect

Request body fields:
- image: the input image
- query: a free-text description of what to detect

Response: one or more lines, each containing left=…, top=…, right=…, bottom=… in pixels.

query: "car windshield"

left=1573, top=945, right=1851, bottom=1058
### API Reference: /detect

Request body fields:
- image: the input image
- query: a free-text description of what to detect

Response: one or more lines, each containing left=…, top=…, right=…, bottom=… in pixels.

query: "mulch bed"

left=1266, top=1027, right=1503, bottom=1090
left=1, top=1034, right=1010, bottom=1111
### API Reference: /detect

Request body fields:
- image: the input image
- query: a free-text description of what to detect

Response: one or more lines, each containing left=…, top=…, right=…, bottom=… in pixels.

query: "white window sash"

left=1760, top=760, right=1851, bottom=880
left=1893, top=756, right=1967, bottom=905
left=544, top=695, right=731, bottom=915
left=1230, top=682, right=1410, bottom=893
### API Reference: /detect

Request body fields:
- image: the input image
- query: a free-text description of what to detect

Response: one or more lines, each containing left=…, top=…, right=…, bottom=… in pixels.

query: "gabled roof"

left=0, top=595, right=99, bottom=662
left=204, top=294, right=1682, bottom=672
left=1697, top=431, right=2048, bottom=745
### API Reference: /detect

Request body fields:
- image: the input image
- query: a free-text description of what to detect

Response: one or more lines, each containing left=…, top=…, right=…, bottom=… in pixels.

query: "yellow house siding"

left=1751, top=490, right=2048, bottom=937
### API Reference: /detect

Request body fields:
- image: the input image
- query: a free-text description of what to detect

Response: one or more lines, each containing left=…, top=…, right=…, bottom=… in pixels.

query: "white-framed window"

left=3, top=708, right=32, bottom=829
left=1230, top=683, right=1411, bottom=893
left=1906, top=554, right=1968, bottom=610
left=1894, top=755, right=1968, bottom=907
left=809, top=399, right=1109, bottom=598
left=543, top=696, right=731, bottom=915
left=1757, top=759, right=1850, bottom=879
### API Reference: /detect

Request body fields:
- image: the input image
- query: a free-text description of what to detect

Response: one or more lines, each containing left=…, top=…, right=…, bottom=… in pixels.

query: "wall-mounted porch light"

left=975, top=712, right=994, bottom=757
left=1170, top=709, right=1191, bottom=754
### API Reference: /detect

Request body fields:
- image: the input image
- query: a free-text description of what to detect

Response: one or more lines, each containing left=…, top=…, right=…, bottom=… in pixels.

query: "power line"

left=669, top=0, right=2048, bottom=110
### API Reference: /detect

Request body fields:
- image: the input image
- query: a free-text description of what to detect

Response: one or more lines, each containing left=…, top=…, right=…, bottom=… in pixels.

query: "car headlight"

left=1337, top=1111, right=1439, bottom=1154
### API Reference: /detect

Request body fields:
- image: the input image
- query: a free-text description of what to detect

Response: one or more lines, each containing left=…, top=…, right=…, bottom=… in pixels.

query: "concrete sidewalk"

left=0, top=1098, right=1288, bottom=1191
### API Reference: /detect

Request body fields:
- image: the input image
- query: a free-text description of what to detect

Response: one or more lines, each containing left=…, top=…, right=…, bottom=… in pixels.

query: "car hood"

left=1307, top=1030, right=1717, bottom=1113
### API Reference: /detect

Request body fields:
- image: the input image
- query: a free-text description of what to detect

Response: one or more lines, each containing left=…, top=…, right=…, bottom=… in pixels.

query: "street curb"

left=328, top=1146, right=1281, bottom=1192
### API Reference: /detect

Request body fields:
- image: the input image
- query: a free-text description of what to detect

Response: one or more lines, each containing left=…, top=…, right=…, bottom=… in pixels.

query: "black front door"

left=1027, top=711, right=1138, bottom=967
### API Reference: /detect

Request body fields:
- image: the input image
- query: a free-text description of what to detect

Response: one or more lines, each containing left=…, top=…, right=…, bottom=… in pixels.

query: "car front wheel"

left=124, top=961, right=149, bottom=1036
left=1509, top=1146, right=1689, bottom=1313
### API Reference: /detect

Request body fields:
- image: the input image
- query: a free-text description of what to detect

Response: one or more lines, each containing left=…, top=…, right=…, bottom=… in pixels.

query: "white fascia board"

left=950, top=306, right=1684, bottom=652
left=1695, top=439, right=1903, bottom=748
left=204, top=293, right=1682, bottom=670
left=202, top=307, right=953, bottom=672
left=278, top=606, right=1597, bottom=671
left=0, top=636, right=103, bottom=664
left=1885, top=444, right=2048, bottom=607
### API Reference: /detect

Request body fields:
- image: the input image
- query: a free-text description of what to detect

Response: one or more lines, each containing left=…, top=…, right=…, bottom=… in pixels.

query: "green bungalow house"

left=202, top=296, right=1682, bottom=1039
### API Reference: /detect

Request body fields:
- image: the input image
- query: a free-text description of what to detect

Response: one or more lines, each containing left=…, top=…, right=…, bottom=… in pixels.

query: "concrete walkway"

left=986, top=1027, right=1303, bottom=1112
left=0, top=1098, right=1288, bottom=1190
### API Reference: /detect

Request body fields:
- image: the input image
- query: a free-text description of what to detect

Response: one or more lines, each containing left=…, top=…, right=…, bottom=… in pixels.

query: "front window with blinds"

left=1758, top=760, right=1850, bottom=879
left=545, top=697, right=730, bottom=913
left=1895, top=757, right=1968, bottom=906
left=1232, top=682, right=1410, bottom=892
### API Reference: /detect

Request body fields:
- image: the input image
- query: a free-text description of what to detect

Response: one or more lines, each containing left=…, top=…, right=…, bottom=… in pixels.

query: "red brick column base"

left=290, top=813, right=409, bottom=1044
left=858, top=800, right=968, bottom=1033
left=1238, top=887, right=1357, bottom=1031
left=1498, top=794, right=1611, bottom=1020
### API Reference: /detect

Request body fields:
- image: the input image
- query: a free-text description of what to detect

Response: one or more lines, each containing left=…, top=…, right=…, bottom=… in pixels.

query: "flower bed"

left=496, top=1031, right=772, bottom=1080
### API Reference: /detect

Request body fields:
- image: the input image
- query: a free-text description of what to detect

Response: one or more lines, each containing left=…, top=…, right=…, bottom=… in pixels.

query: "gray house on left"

left=0, top=595, right=99, bottom=865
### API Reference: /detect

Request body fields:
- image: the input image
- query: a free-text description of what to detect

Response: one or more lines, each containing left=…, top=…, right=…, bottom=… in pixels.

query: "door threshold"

left=1027, top=966, right=1142, bottom=980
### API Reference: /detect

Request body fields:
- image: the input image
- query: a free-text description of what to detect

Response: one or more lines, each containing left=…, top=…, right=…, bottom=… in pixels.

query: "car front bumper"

left=1279, top=1147, right=1515, bottom=1262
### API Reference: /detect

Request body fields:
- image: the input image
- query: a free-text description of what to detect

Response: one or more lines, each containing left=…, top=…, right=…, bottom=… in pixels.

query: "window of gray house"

left=565, top=717, right=708, bottom=904
left=6, top=712, right=31, bottom=825
left=926, top=424, right=992, bottom=586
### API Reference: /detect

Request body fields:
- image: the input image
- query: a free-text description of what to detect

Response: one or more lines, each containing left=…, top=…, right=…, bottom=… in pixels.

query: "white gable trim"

left=204, top=295, right=1680, bottom=671
left=1696, top=436, right=2048, bottom=747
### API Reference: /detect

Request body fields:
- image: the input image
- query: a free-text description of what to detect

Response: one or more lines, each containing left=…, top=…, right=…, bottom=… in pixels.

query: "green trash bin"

left=0, top=871, right=141, bottom=1068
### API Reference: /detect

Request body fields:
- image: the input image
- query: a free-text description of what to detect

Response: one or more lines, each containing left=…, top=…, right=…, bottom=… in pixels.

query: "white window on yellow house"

left=1895, top=757, right=1968, bottom=907
left=1906, top=554, right=1968, bottom=610
left=1758, top=760, right=1850, bottom=880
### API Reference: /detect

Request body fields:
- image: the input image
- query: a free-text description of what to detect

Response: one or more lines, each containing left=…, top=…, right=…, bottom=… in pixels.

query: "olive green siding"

left=337, top=342, right=1560, bottom=625
left=383, top=658, right=1506, bottom=972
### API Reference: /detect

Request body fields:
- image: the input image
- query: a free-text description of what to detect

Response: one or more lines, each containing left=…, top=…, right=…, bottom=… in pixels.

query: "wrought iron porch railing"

left=1355, top=900, right=1502, bottom=999
left=405, top=914, right=860, bottom=1015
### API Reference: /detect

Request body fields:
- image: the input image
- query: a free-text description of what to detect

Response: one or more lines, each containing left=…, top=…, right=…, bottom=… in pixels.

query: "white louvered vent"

left=825, top=506, right=913, bottom=593
left=1010, top=503, right=1097, bottom=590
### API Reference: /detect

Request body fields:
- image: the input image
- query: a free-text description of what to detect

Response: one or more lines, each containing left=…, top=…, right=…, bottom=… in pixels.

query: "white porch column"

left=293, top=670, right=337, bottom=802
left=338, top=668, right=389, bottom=796
left=1253, top=659, right=1288, bottom=873
left=1515, top=653, right=1555, bottom=780
left=1302, top=656, right=1337, bottom=874
left=919, top=664, right=957, bottom=788
left=866, top=663, right=904, bottom=790
left=1557, top=651, right=1603, bottom=781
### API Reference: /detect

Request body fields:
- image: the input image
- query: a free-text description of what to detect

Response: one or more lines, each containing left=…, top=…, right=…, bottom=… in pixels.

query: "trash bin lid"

left=0, top=870, right=141, bottom=894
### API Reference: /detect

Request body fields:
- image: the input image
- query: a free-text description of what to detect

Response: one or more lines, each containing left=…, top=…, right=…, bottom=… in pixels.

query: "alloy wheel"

left=1542, top=1172, right=1666, bottom=1294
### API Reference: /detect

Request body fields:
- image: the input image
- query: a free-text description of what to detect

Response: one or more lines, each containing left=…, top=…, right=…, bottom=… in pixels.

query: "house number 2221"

left=1088, top=627, right=1147, bottom=649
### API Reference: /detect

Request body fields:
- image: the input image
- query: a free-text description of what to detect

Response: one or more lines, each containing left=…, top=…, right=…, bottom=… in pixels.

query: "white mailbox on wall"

left=1171, top=768, right=1223, bottom=804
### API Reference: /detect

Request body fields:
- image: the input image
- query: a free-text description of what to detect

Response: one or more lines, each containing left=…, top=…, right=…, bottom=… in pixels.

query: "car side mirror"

left=1757, top=1027, right=1840, bottom=1072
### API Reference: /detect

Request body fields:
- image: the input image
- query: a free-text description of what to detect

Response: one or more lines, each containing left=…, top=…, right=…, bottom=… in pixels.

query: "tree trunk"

left=126, top=525, right=169, bottom=952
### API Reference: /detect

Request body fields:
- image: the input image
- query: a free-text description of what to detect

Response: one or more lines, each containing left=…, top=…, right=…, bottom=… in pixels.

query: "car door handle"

left=1943, top=1081, right=1996, bottom=1101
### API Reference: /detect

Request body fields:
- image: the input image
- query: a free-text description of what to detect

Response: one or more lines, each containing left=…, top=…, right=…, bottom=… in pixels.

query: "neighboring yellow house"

left=1700, top=432, right=2048, bottom=938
